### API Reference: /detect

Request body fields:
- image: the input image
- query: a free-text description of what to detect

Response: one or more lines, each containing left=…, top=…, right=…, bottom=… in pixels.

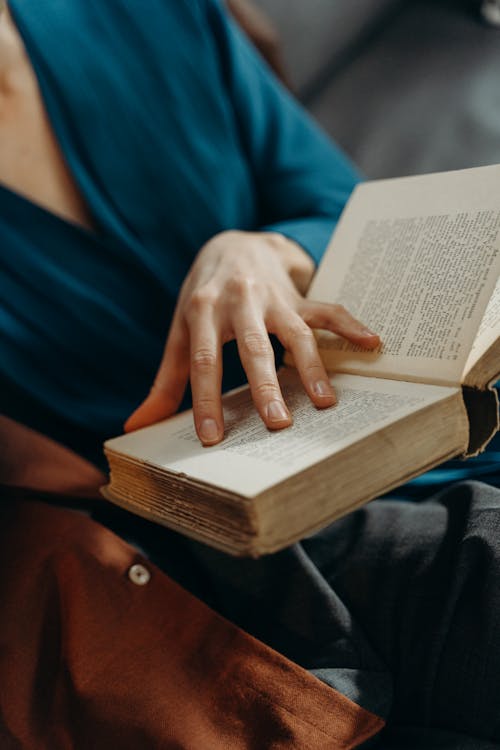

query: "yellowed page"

left=309, top=165, right=500, bottom=386
left=463, top=277, right=500, bottom=377
left=105, top=370, right=458, bottom=498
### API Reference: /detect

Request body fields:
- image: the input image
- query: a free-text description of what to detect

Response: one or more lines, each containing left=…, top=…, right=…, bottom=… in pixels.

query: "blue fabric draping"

left=0, top=0, right=358, bottom=466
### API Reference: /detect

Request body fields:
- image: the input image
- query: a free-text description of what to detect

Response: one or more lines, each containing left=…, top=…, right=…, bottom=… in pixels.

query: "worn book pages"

left=104, top=369, right=467, bottom=555
left=310, top=165, right=500, bottom=387
left=106, top=370, right=459, bottom=498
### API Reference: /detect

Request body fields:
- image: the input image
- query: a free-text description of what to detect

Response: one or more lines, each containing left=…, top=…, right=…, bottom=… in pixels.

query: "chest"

left=0, top=11, right=93, bottom=231
left=8, top=0, right=257, bottom=250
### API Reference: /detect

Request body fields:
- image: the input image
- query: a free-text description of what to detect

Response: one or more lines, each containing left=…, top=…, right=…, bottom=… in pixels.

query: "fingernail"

left=266, top=400, right=290, bottom=423
left=362, top=328, right=378, bottom=337
left=313, top=380, right=334, bottom=398
left=199, top=418, right=220, bottom=443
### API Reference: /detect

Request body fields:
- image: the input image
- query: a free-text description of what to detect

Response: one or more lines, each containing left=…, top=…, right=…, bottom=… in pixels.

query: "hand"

left=125, top=231, right=380, bottom=445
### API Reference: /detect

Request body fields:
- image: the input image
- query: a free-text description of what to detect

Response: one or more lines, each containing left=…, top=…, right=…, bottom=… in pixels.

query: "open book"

left=103, top=164, right=500, bottom=557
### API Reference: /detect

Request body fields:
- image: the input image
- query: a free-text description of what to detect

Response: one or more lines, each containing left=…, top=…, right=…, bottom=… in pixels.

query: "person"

left=0, top=1, right=499, bottom=748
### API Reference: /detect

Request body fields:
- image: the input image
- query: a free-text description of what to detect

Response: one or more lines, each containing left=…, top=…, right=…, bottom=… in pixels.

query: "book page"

left=105, top=370, right=458, bottom=497
left=309, top=165, right=500, bottom=386
left=463, top=277, right=500, bottom=377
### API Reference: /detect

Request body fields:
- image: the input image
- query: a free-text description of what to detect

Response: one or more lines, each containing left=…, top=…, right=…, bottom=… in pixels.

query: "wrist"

left=261, top=232, right=316, bottom=294
left=207, top=229, right=316, bottom=294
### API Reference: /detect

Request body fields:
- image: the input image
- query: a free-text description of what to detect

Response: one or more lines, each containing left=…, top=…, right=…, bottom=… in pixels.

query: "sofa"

left=253, top=0, right=500, bottom=179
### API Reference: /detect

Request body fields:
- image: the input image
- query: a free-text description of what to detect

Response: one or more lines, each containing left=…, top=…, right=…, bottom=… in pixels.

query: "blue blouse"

left=0, top=0, right=498, bottom=491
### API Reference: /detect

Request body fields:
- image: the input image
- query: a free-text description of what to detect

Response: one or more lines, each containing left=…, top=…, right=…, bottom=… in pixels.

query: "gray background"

left=255, top=0, right=500, bottom=179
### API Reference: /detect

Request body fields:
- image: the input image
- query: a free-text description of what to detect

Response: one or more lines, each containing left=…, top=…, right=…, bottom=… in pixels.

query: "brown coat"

left=0, top=498, right=384, bottom=749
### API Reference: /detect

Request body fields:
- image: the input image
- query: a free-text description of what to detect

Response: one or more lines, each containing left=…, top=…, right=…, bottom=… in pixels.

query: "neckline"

left=3, top=1, right=105, bottom=244
left=0, top=178, right=106, bottom=244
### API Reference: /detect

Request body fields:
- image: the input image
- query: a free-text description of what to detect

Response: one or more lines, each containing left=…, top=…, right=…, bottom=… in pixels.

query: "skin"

left=126, top=231, right=379, bottom=445
left=0, top=1, right=94, bottom=230
left=0, top=1, right=380, bottom=496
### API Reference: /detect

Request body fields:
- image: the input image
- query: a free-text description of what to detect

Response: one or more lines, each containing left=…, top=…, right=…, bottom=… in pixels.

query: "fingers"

left=125, top=298, right=225, bottom=445
left=269, top=300, right=380, bottom=411
left=273, top=312, right=337, bottom=409
left=124, top=316, right=190, bottom=433
left=189, top=304, right=224, bottom=446
left=302, top=301, right=380, bottom=349
left=125, top=270, right=379, bottom=445
left=233, top=300, right=292, bottom=432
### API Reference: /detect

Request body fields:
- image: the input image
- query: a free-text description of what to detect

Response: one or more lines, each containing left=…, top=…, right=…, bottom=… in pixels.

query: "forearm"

left=209, top=0, right=360, bottom=268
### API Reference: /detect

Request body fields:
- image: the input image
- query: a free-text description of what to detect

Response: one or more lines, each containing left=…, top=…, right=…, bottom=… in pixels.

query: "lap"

left=3, top=480, right=499, bottom=747
left=127, top=481, right=500, bottom=743
left=309, top=482, right=500, bottom=740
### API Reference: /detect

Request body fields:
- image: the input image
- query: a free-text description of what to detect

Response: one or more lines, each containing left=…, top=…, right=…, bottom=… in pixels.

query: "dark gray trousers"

left=95, top=481, right=500, bottom=749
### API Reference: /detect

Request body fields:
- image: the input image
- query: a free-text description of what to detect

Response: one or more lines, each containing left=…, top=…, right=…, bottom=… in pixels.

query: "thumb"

left=124, top=322, right=190, bottom=432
